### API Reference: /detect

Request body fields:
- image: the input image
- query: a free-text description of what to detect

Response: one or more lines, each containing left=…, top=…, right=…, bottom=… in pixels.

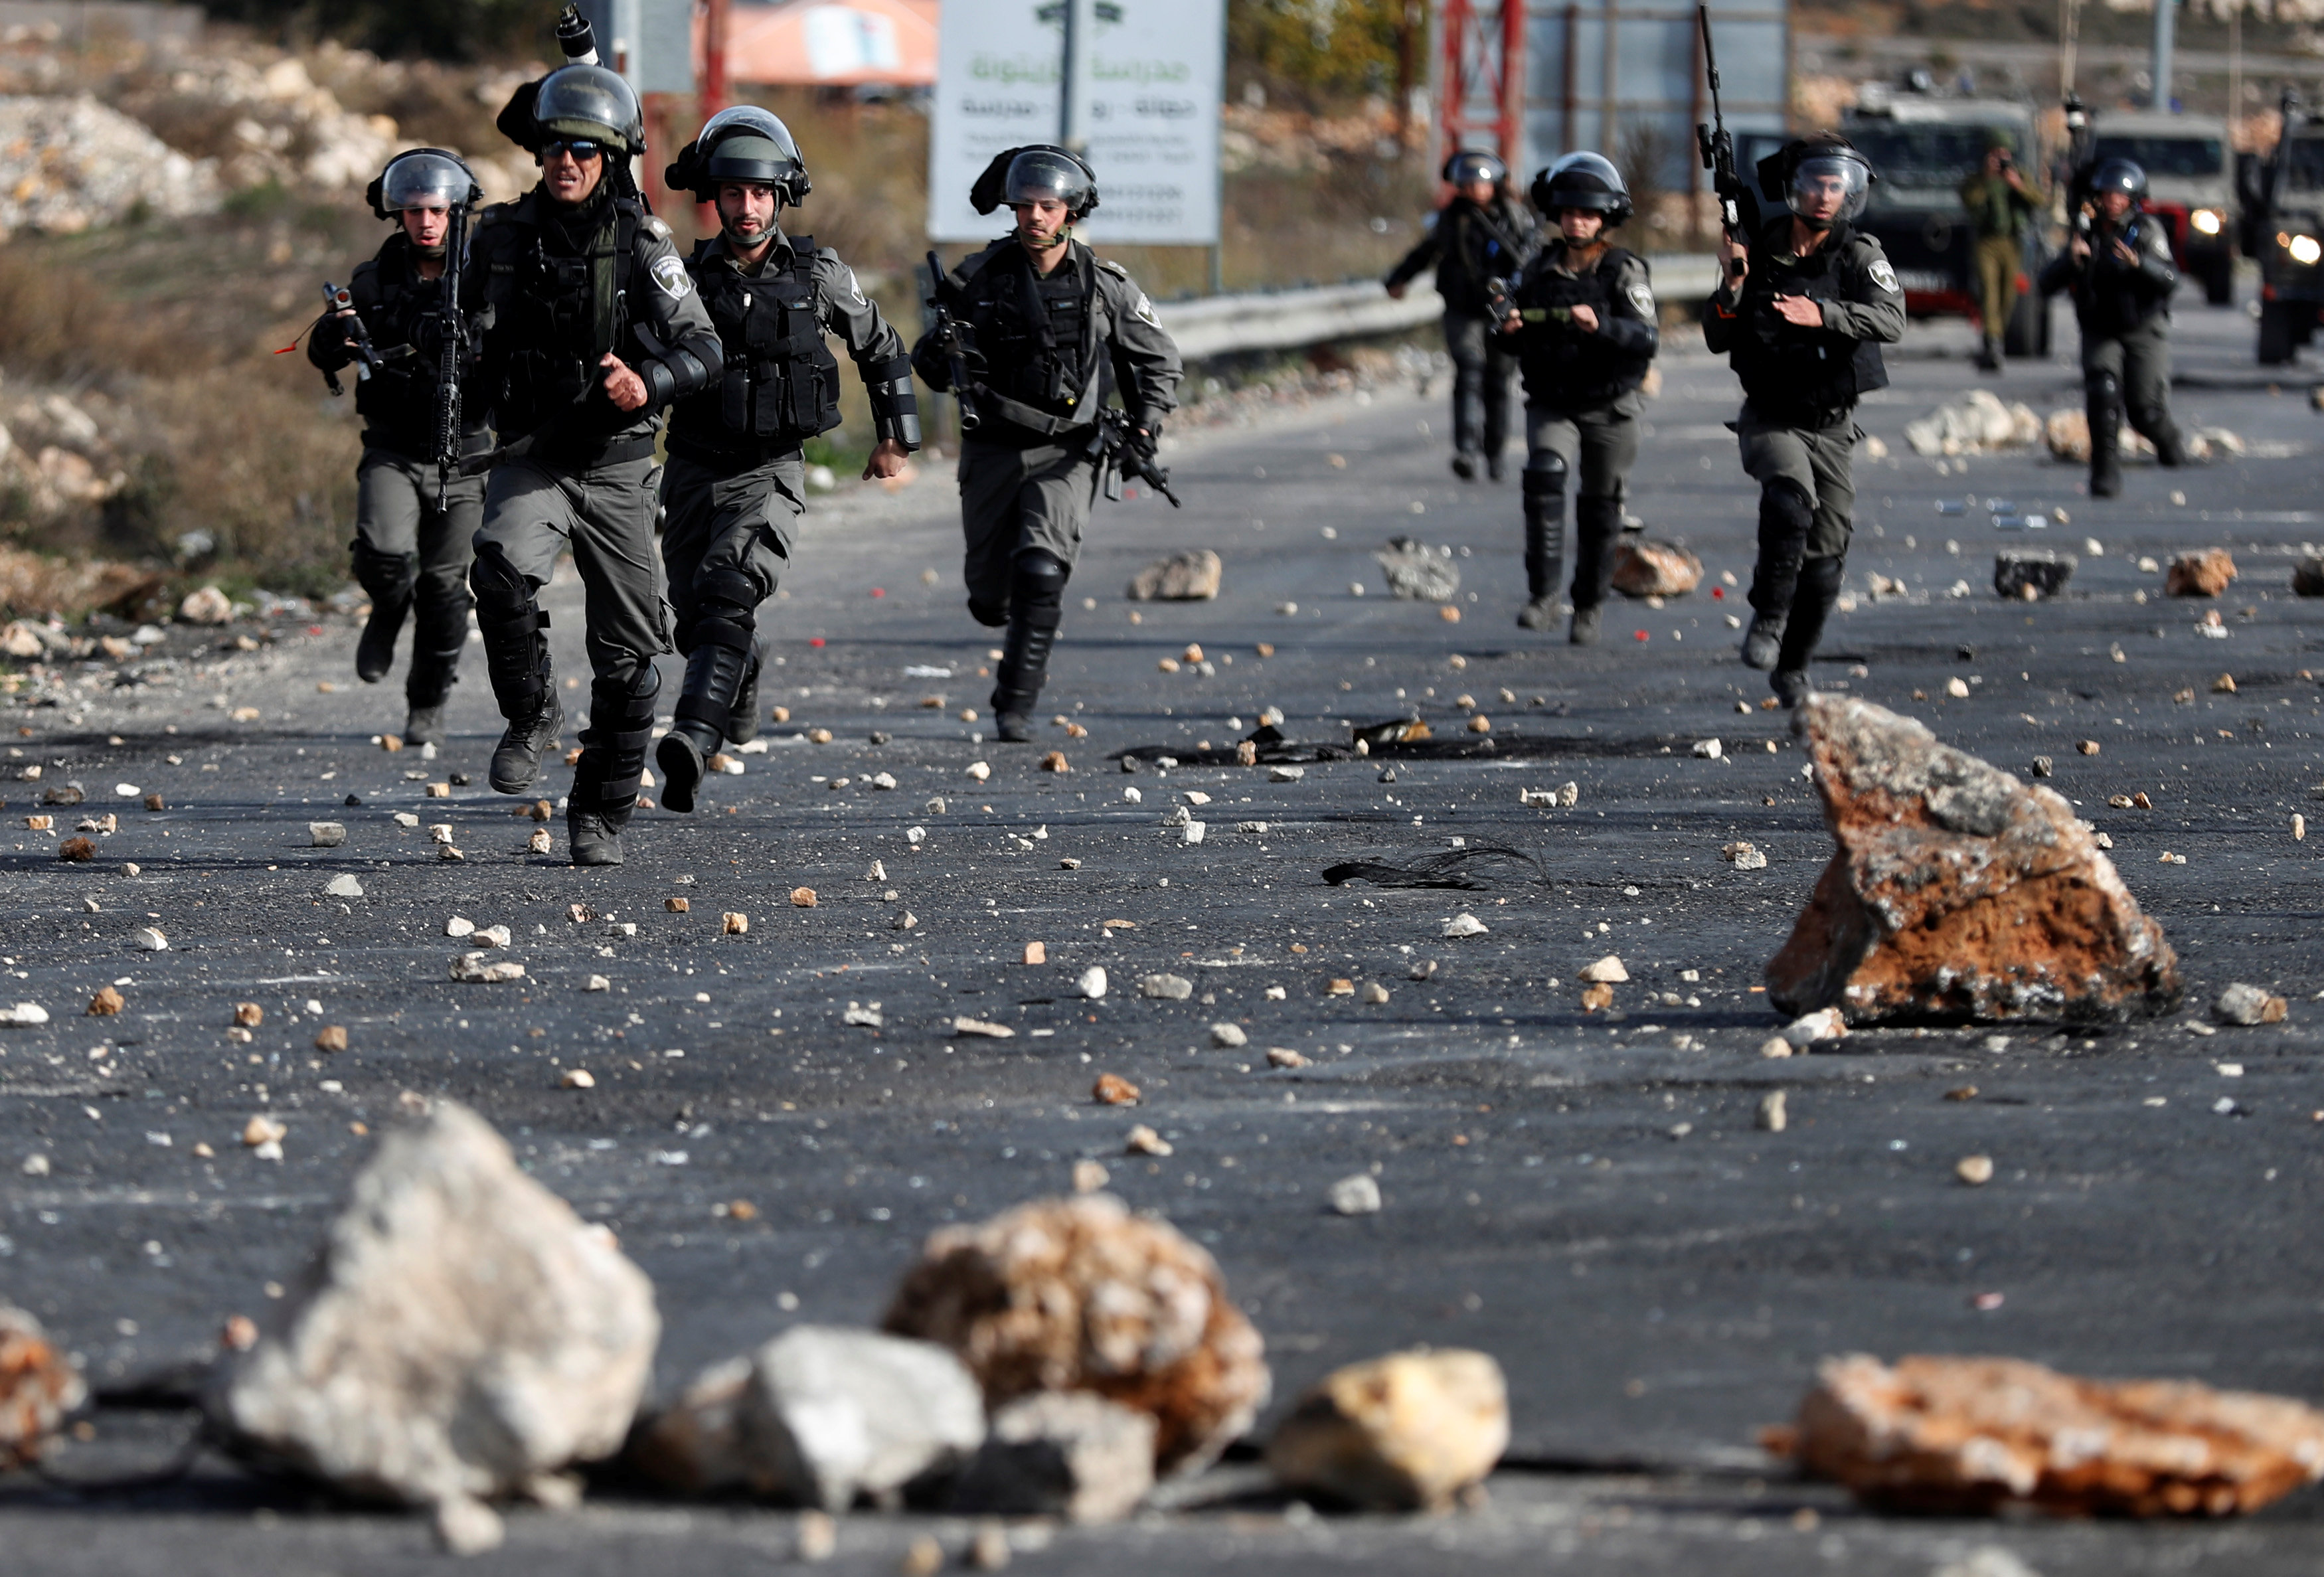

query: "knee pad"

left=967, top=598, right=1011, bottom=628
left=2087, top=371, right=2121, bottom=402
left=352, top=542, right=416, bottom=599
left=1798, top=555, right=1846, bottom=599
left=696, top=566, right=760, bottom=619
left=470, top=542, right=539, bottom=624
left=1523, top=454, right=1566, bottom=497
left=1760, top=477, right=1815, bottom=537
left=591, top=666, right=661, bottom=732
left=1010, top=549, right=1070, bottom=623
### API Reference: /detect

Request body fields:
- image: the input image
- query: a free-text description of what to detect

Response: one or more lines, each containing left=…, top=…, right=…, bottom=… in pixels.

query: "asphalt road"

left=7, top=290, right=2324, bottom=1573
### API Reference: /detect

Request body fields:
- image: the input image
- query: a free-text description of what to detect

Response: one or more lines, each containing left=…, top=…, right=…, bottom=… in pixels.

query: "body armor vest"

left=2070, top=216, right=2166, bottom=337
left=669, top=236, right=841, bottom=458
left=352, top=239, right=479, bottom=457
left=480, top=196, right=640, bottom=437
left=1731, top=221, right=1888, bottom=425
left=961, top=244, right=1103, bottom=423
left=1515, top=246, right=1651, bottom=408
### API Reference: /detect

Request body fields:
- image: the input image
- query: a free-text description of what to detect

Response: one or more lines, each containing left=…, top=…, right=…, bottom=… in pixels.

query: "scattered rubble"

left=1995, top=550, right=2074, bottom=602
left=1610, top=539, right=1703, bottom=598
left=951, top=1390, right=1157, bottom=1523
left=0, top=93, right=221, bottom=240
left=1, top=1301, right=86, bottom=1469
left=1140, top=973, right=1193, bottom=1000
left=1908, top=390, right=2040, bottom=457
left=1772, top=1353, right=2324, bottom=1517
left=216, top=1101, right=658, bottom=1552
left=1373, top=537, right=1459, bottom=601
left=883, top=1193, right=1270, bottom=1475
left=1328, top=1173, right=1382, bottom=1215
left=2166, top=550, right=2237, bottom=598
left=1266, top=1348, right=1509, bottom=1511
left=1767, top=697, right=2180, bottom=1024
left=634, top=1327, right=984, bottom=1509
left=1723, top=841, right=1768, bottom=871
left=2213, top=983, right=2288, bottom=1026
left=1125, top=550, right=1223, bottom=601
left=1579, top=955, right=1628, bottom=983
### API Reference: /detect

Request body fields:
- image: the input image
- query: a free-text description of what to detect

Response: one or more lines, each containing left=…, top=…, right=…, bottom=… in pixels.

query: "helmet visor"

left=1005, top=149, right=1091, bottom=209
left=1446, top=151, right=1506, bottom=187
left=1788, top=154, right=1870, bottom=224
left=381, top=151, right=471, bottom=213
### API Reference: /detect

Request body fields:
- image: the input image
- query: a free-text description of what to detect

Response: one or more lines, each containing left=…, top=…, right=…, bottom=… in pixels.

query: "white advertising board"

left=928, top=0, right=1223, bottom=245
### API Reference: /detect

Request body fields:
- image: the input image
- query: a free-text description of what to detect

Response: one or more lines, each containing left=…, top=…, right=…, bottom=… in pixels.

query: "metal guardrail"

left=1151, top=252, right=1723, bottom=362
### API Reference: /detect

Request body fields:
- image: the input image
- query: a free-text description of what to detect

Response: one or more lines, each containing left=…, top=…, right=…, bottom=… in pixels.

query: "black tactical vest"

left=1731, top=221, right=1888, bottom=425
left=961, top=243, right=1102, bottom=421
left=1514, top=245, right=1651, bottom=408
left=669, top=236, right=841, bottom=458
left=352, top=238, right=478, bottom=457
left=2071, top=215, right=2166, bottom=337
left=479, top=195, right=640, bottom=436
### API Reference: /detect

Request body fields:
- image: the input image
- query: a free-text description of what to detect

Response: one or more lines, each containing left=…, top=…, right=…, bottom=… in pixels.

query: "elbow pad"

left=867, top=363, right=922, bottom=452
left=641, top=333, right=718, bottom=410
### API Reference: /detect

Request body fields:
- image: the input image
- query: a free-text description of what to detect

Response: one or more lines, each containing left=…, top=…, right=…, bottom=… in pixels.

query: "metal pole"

left=2229, top=0, right=2242, bottom=142
left=1601, top=0, right=1618, bottom=153
left=1688, top=3, right=1703, bottom=247
left=703, top=0, right=729, bottom=118
left=1060, top=0, right=1085, bottom=149
left=2152, top=0, right=2174, bottom=112
left=1499, top=0, right=1527, bottom=171
left=1562, top=4, right=1578, bottom=157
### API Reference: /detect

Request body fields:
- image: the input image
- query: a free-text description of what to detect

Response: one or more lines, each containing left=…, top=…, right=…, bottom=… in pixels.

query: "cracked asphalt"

left=7, top=297, right=2324, bottom=1572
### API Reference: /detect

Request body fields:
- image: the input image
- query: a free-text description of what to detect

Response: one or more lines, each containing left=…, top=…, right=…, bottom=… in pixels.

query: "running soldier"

left=1704, top=134, right=1904, bottom=706
left=309, top=149, right=488, bottom=747
left=651, top=108, right=920, bottom=813
left=1385, top=149, right=1535, bottom=480
left=463, top=63, right=722, bottom=865
left=912, top=146, right=1182, bottom=742
left=1497, top=152, right=1657, bottom=641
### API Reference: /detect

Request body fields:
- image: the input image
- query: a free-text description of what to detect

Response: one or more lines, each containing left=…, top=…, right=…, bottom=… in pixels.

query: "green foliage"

left=1229, top=0, right=1412, bottom=107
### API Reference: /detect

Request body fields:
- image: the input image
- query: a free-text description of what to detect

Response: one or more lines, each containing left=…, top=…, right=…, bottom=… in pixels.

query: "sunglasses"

left=541, top=139, right=605, bottom=162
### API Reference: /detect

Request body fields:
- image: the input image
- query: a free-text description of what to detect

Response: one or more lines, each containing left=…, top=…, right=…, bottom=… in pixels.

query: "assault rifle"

left=432, top=204, right=471, bottom=509
left=1097, top=408, right=1180, bottom=508
left=923, top=250, right=983, bottom=434
left=1694, top=5, right=1758, bottom=280
left=317, top=282, right=383, bottom=397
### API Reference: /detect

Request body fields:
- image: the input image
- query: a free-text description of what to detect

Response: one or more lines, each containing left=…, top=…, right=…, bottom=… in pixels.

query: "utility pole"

left=2152, top=0, right=2174, bottom=112
left=1060, top=0, right=1087, bottom=150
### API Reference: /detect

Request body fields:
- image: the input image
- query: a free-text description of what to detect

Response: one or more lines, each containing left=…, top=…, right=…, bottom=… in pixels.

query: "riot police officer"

left=1496, top=152, right=1657, bottom=641
left=2038, top=157, right=2187, bottom=498
left=652, top=108, right=921, bottom=813
left=1385, top=149, right=1535, bottom=480
left=912, top=146, right=1183, bottom=743
left=462, top=63, right=723, bottom=866
left=1703, top=133, right=1904, bottom=707
left=309, top=149, right=488, bottom=748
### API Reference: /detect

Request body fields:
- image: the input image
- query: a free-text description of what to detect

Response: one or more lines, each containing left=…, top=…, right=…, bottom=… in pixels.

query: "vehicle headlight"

left=2290, top=232, right=2321, bottom=266
left=2191, top=207, right=2223, bottom=236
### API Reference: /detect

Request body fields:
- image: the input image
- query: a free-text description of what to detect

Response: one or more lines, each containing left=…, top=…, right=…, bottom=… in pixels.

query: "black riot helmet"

left=528, top=62, right=645, bottom=156
left=1756, top=133, right=1874, bottom=230
left=366, top=148, right=482, bottom=222
left=969, top=144, right=1100, bottom=220
left=2090, top=157, right=2148, bottom=201
left=665, top=106, right=811, bottom=206
left=1531, top=151, right=1632, bottom=226
left=1443, top=148, right=1508, bottom=189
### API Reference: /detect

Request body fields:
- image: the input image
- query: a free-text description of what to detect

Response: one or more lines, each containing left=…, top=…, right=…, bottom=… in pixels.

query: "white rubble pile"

left=1904, top=390, right=2041, bottom=458
left=0, top=94, right=219, bottom=239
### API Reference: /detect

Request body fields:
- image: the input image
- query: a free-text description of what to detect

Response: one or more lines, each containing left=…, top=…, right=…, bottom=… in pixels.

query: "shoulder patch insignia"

left=1625, top=283, right=1656, bottom=317
left=650, top=254, right=692, bottom=299
left=1133, top=290, right=1161, bottom=327
left=832, top=261, right=869, bottom=307
left=1867, top=258, right=1900, bottom=294
left=1096, top=258, right=1130, bottom=278
left=640, top=214, right=673, bottom=241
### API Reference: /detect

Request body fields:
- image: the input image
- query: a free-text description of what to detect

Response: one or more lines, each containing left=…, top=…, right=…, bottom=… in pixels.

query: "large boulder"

left=1126, top=550, right=1223, bottom=601
left=633, top=1326, right=985, bottom=1509
left=1266, top=1348, right=1508, bottom=1511
left=1, top=1302, right=86, bottom=1468
left=214, top=1100, right=658, bottom=1552
left=1767, top=697, right=2179, bottom=1023
left=883, top=1193, right=1270, bottom=1475
left=1906, top=389, right=2040, bottom=457
left=2166, top=549, right=2237, bottom=598
left=1773, top=1353, right=2324, bottom=1517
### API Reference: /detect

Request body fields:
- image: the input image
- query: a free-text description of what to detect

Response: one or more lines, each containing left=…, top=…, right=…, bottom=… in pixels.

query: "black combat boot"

left=726, top=642, right=763, bottom=746
left=400, top=582, right=470, bottom=750
left=570, top=667, right=659, bottom=867
left=351, top=542, right=416, bottom=685
left=657, top=572, right=759, bottom=814
left=1742, top=479, right=1813, bottom=670
left=1516, top=463, right=1565, bottom=630
left=1568, top=495, right=1624, bottom=646
left=1770, top=555, right=1845, bottom=708
left=2088, top=374, right=2123, bottom=499
left=991, top=549, right=1068, bottom=743
left=2145, top=412, right=2191, bottom=468
left=471, top=546, right=561, bottom=793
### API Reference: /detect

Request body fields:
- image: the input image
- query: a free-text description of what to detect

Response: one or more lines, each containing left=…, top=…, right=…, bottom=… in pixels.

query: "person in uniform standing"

left=912, top=146, right=1182, bottom=743
left=309, top=149, right=489, bottom=748
left=1959, top=135, right=2040, bottom=372
left=1385, top=150, right=1535, bottom=480
left=2038, top=157, right=2188, bottom=498
left=650, top=107, right=921, bottom=812
left=1704, top=133, right=1904, bottom=707
left=462, top=62, right=723, bottom=865
left=1496, top=151, right=1657, bottom=641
